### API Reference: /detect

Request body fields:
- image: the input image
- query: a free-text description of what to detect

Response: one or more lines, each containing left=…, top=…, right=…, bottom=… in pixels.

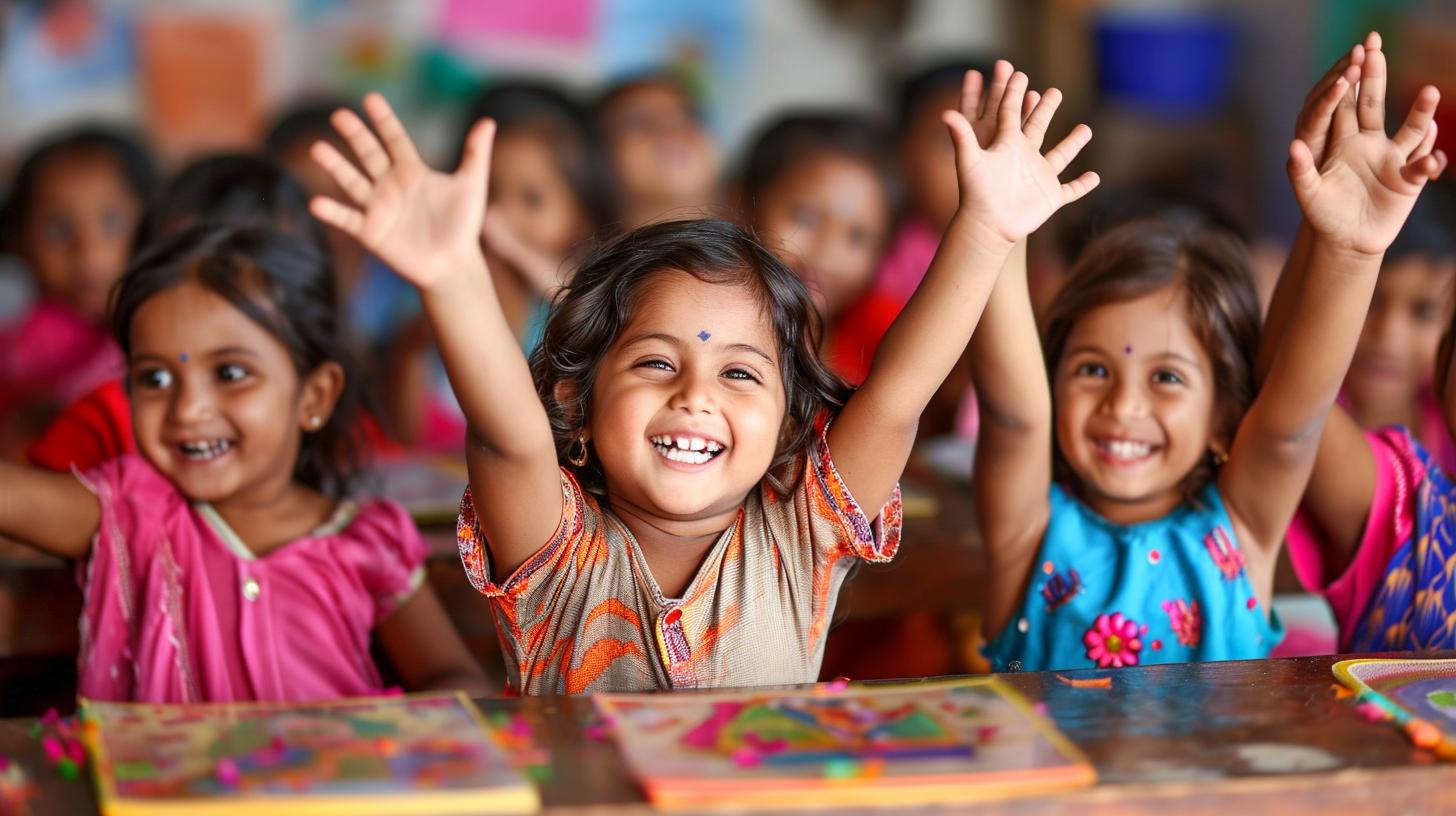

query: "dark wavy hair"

left=111, top=224, right=365, bottom=499
left=740, top=111, right=899, bottom=217
left=530, top=218, right=852, bottom=499
left=1041, top=218, right=1261, bottom=503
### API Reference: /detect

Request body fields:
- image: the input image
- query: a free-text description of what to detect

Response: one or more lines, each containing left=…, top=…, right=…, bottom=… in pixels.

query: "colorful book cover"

left=595, top=677, right=1095, bottom=809
left=81, top=692, right=539, bottom=815
left=1333, top=657, right=1456, bottom=759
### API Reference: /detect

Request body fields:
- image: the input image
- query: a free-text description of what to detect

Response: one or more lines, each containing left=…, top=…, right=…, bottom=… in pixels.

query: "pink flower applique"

left=1083, top=612, right=1143, bottom=668
left=1204, top=526, right=1245, bottom=580
left=1161, top=599, right=1202, bottom=647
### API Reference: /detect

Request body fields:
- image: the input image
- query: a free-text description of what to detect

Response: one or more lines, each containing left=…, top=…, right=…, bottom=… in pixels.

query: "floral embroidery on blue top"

left=983, top=482, right=1283, bottom=672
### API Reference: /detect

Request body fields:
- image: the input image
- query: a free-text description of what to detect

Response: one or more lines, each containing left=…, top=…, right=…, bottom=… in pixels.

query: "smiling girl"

left=969, top=41, right=1446, bottom=671
left=306, top=66, right=1098, bottom=692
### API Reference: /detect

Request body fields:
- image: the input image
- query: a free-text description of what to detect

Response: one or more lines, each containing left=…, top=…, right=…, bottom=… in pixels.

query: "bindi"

left=1123, top=345, right=1132, bottom=355
left=179, top=352, right=189, bottom=363
left=697, top=330, right=711, bottom=342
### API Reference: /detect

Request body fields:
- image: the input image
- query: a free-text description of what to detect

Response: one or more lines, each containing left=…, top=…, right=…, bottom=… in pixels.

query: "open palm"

left=945, top=64, right=1097, bottom=245
left=309, top=93, right=496, bottom=289
left=1290, top=45, right=1444, bottom=256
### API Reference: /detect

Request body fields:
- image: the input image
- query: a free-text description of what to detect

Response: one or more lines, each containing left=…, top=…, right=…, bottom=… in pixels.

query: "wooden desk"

left=5, top=654, right=1454, bottom=815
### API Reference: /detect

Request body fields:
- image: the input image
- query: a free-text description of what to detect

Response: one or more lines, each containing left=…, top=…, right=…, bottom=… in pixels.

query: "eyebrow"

left=620, top=332, right=777, bottom=367
left=1064, top=345, right=1202, bottom=369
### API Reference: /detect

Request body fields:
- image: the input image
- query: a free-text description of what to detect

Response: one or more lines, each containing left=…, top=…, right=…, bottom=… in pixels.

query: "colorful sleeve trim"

left=810, top=425, right=902, bottom=563
left=456, top=469, right=584, bottom=598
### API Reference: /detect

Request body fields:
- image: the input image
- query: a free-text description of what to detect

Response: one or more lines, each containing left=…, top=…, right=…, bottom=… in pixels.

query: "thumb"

left=943, top=109, right=982, bottom=172
left=1287, top=138, right=1320, bottom=201
left=459, top=118, right=497, bottom=193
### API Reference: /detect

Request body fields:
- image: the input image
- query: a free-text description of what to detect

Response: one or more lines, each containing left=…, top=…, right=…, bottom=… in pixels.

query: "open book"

left=82, top=692, right=539, bottom=815
left=595, top=677, right=1094, bottom=809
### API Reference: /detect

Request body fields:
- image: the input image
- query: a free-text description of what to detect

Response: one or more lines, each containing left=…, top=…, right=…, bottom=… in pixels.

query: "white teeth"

left=650, top=434, right=723, bottom=464
left=706, top=441, right=721, bottom=452
left=179, top=439, right=233, bottom=461
left=1101, top=439, right=1152, bottom=461
left=664, top=448, right=713, bottom=465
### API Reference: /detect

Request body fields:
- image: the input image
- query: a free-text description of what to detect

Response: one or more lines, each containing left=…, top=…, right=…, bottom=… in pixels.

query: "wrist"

left=948, top=210, right=1017, bottom=256
left=1308, top=233, right=1386, bottom=265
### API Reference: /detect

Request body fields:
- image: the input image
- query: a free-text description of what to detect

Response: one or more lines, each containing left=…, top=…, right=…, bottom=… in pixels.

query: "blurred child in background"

left=595, top=71, right=720, bottom=230
left=739, top=112, right=896, bottom=384
left=0, top=126, right=155, bottom=455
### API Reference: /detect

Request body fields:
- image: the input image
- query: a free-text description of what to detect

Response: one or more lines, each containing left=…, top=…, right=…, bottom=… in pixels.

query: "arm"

left=310, top=95, right=563, bottom=579
left=375, top=582, right=492, bottom=696
left=0, top=461, right=99, bottom=559
left=1222, top=39, right=1446, bottom=573
left=829, top=63, right=1098, bottom=514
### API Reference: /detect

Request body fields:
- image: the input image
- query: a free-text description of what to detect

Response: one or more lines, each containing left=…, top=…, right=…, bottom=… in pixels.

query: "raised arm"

left=829, top=63, right=1097, bottom=514
left=0, top=461, right=99, bottom=560
left=1222, top=41, right=1445, bottom=577
left=310, top=94, right=563, bottom=578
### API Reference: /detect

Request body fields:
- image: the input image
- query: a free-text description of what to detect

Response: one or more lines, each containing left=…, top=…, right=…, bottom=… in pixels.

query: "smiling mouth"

left=1093, top=437, right=1158, bottom=463
left=649, top=434, right=725, bottom=466
left=176, top=439, right=235, bottom=462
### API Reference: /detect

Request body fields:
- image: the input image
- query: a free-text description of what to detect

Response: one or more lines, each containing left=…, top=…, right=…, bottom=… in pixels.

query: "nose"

left=667, top=365, right=716, bottom=415
left=169, top=373, right=215, bottom=425
left=1103, top=374, right=1146, bottom=421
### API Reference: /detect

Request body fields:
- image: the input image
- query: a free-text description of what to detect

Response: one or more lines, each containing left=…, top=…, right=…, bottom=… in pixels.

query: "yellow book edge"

left=81, top=691, right=540, bottom=816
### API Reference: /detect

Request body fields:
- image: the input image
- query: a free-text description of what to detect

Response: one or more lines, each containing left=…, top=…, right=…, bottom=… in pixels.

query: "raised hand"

left=1289, top=39, right=1447, bottom=256
left=1294, top=35, right=1368, bottom=170
left=309, top=93, right=497, bottom=289
left=943, top=64, right=1099, bottom=245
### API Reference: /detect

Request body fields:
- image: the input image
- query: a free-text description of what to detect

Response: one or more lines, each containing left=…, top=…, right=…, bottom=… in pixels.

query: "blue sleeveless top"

left=983, top=483, right=1284, bottom=672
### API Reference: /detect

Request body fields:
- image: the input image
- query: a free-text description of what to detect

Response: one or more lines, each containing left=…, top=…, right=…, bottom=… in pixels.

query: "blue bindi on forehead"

left=697, top=330, right=711, bottom=342
left=1124, top=345, right=1132, bottom=355
left=179, top=352, right=189, bottom=363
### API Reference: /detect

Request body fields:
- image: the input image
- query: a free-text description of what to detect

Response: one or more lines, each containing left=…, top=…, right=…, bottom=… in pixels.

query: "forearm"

left=417, top=256, right=554, bottom=459
left=0, top=461, right=99, bottom=559
left=968, top=240, right=1050, bottom=433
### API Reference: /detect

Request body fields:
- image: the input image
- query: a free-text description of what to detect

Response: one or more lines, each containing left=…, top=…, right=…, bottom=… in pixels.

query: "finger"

left=1394, top=86, right=1441, bottom=155
left=1365, top=30, right=1382, bottom=53
left=1302, top=43, right=1361, bottom=117
left=1297, top=76, right=1349, bottom=145
left=1044, top=123, right=1092, bottom=174
left=1022, top=90, right=1041, bottom=128
left=1061, top=171, right=1101, bottom=205
left=997, top=71, right=1029, bottom=133
left=309, top=141, right=372, bottom=205
left=1332, top=50, right=1362, bottom=142
left=1023, top=87, right=1063, bottom=148
left=1433, top=149, right=1449, bottom=179
left=961, top=69, right=984, bottom=120
left=1356, top=43, right=1387, bottom=132
left=978, top=60, right=1013, bottom=125
left=457, top=118, right=497, bottom=195
left=1287, top=138, right=1320, bottom=201
left=363, top=92, right=423, bottom=167
left=309, top=196, right=366, bottom=238
left=1413, top=119, right=1439, bottom=160
left=1401, top=152, right=1443, bottom=186
left=332, top=107, right=389, bottom=180
left=942, top=110, right=982, bottom=163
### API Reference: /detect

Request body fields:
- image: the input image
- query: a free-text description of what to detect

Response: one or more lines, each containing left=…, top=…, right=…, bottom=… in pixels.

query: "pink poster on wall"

left=437, top=0, right=596, bottom=47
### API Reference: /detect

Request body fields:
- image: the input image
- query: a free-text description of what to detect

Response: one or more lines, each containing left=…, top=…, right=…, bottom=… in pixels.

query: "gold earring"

left=567, top=434, right=589, bottom=467
left=1211, top=449, right=1229, bottom=467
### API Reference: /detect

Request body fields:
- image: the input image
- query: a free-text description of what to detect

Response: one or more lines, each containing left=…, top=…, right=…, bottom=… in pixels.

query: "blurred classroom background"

left=2, top=0, right=1455, bottom=699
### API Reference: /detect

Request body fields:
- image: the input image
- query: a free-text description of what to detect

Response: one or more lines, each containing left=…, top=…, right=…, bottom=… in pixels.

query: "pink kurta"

left=76, top=455, right=425, bottom=703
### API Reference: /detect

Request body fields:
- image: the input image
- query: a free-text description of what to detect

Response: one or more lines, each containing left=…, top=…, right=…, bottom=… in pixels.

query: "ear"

left=552, top=381, right=589, bottom=440
left=297, top=361, right=346, bottom=432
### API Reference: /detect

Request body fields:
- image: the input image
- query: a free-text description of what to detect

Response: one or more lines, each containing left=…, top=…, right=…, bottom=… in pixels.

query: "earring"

left=308, top=415, right=324, bottom=430
left=566, top=434, right=589, bottom=467
left=1211, top=449, right=1229, bottom=467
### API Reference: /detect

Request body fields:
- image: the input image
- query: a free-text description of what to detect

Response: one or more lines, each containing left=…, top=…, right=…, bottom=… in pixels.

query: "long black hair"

left=111, top=224, right=365, bottom=498
left=531, top=218, right=852, bottom=499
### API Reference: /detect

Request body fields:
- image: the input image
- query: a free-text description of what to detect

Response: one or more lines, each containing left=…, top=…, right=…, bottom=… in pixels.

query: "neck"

left=208, top=479, right=335, bottom=555
left=1347, top=390, right=1421, bottom=432
left=1081, top=485, right=1184, bottom=526
left=611, top=498, right=740, bottom=599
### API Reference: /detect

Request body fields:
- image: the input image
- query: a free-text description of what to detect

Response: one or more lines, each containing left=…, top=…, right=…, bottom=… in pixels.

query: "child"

left=26, top=153, right=339, bottom=473
left=1267, top=34, right=1454, bottom=653
left=739, top=112, right=897, bottom=384
left=971, top=40, right=1443, bottom=672
left=594, top=71, right=720, bottom=229
left=1339, top=188, right=1456, bottom=471
left=0, top=223, right=487, bottom=701
left=0, top=126, right=155, bottom=452
left=306, top=72, right=1097, bottom=692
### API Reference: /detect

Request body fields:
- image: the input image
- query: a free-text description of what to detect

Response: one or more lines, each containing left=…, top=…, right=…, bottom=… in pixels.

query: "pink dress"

left=0, top=299, right=123, bottom=418
left=76, top=455, right=426, bottom=703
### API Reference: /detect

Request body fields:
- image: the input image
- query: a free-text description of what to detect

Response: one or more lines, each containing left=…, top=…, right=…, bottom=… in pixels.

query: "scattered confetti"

left=731, top=747, right=761, bottom=768
left=1056, top=674, right=1112, bottom=690
left=1355, top=702, right=1389, bottom=723
left=216, top=758, right=240, bottom=788
left=1406, top=719, right=1442, bottom=749
left=823, top=678, right=850, bottom=693
left=823, top=758, right=858, bottom=780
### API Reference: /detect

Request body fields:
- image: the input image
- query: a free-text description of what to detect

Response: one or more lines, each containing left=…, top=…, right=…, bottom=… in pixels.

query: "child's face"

left=601, top=83, right=718, bottom=213
left=1347, top=256, right=1456, bottom=411
left=588, top=271, right=786, bottom=522
left=1053, top=287, right=1219, bottom=523
left=489, top=130, right=593, bottom=259
left=754, top=153, right=890, bottom=323
left=899, top=87, right=961, bottom=232
left=22, top=150, right=141, bottom=322
left=127, top=282, right=337, bottom=506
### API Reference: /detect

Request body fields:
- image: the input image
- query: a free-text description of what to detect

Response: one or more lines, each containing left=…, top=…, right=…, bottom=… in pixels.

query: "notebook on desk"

left=81, top=692, right=539, bottom=815
left=595, top=677, right=1094, bottom=809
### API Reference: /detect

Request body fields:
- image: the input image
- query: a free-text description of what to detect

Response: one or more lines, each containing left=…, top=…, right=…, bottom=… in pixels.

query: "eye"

left=1414, top=300, right=1442, bottom=323
left=521, top=187, right=546, bottom=210
left=636, top=358, right=674, bottom=372
left=790, top=205, right=818, bottom=227
left=43, top=217, right=76, bottom=246
left=1074, top=362, right=1107, bottom=378
left=723, top=367, right=761, bottom=383
left=134, top=367, right=173, bottom=390
left=101, top=208, right=130, bottom=237
left=217, top=363, right=250, bottom=383
left=1153, top=369, right=1185, bottom=386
